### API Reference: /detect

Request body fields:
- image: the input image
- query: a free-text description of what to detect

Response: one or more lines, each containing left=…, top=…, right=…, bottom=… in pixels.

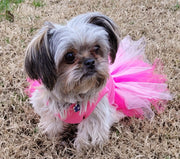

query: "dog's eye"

left=93, top=45, right=100, bottom=54
left=65, top=52, right=75, bottom=64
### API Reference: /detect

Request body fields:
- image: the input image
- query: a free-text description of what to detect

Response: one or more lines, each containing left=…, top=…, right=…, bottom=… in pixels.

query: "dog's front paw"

left=38, top=116, right=64, bottom=138
left=74, top=135, right=91, bottom=151
left=74, top=130, right=109, bottom=151
left=74, top=121, right=109, bottom=151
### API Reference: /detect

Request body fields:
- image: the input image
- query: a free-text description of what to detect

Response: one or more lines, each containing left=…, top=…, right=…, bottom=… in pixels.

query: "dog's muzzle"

left=84, top=58, right=96, bottom=76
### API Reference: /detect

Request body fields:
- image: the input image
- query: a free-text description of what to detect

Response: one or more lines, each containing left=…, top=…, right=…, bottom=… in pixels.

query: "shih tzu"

left=24, top=12, right=171, bottom=150
left=25, top=12, right=124, bottom=150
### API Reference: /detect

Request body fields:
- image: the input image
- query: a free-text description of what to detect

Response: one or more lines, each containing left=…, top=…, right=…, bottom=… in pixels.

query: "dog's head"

left=25, top=12, right=120, bottom=101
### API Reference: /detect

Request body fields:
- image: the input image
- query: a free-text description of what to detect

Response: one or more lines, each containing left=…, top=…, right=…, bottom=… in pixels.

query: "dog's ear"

left=88, top=13, right=120, bottom=63
left=25, top=22, right=57, bottom=90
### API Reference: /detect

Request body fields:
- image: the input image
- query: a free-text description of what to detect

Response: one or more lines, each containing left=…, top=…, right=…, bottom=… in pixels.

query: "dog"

left=25, top=12, right=124, bottom=150
left=24, top=12, right=171, bottom=150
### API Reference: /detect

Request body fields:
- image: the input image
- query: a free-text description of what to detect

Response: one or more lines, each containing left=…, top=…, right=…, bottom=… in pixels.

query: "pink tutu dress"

left=26, top=36, right=172, bottom=124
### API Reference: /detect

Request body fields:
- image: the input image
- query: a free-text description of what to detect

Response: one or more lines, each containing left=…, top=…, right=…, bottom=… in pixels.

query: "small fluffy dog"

left=25, top=12, right=171, bottom=150
left=25, top=12, right=123, bottom=150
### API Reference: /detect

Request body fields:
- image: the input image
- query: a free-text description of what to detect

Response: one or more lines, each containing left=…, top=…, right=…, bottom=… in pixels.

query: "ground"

left=0, top=0, right=179, bottom=158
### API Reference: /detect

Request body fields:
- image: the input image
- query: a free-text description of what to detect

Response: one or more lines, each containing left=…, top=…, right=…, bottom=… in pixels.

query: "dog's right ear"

left=25, top=22, right=57, bottom=90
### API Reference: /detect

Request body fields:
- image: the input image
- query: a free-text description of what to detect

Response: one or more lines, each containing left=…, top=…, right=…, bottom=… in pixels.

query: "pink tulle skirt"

left=109, top=36, right=172, bottom=119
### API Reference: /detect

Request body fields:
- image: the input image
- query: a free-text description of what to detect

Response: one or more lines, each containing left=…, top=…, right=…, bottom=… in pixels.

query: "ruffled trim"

left=110, top=36, right=172, bottom=119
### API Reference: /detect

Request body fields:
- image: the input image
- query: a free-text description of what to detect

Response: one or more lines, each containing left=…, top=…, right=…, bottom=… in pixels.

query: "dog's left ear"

left=88, top=14, right=120, bottom=63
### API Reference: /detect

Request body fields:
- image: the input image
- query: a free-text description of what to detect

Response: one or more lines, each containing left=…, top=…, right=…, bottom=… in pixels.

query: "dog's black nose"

left=84, top=58, right=95, bottom=69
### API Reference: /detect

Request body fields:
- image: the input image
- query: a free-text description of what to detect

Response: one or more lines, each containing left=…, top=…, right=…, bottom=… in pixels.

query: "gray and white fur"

left=25, top=12, right=125, bottom=150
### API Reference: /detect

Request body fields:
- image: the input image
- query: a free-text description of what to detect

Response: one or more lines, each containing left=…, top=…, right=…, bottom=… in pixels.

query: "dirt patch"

left=0, top=0, right=179, bottom=158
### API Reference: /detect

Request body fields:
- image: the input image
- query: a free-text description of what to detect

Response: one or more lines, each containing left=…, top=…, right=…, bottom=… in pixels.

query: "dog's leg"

left=38, top=113, right=64, bottom=137
left=31, top=89, right=64, bottom=137
left=74, top=95, right=125, bottom=150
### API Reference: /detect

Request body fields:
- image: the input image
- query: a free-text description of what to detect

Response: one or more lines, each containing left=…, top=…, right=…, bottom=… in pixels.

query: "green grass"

left=29, top=27, right=38, bottom=34
left=32, top=0, right=44, bottom=8
left=34, top=127, right=39, bottom=133
left=5, top=37, right=10, bottom=44
left=0, top=0, right=24, bottom=21
left=174, top=2, right=180, bottom=10
left=0, top=0, right=24, bottom=13
left=0, top=0, right=45, bottom=22
left=172, top=1, right=180, bottom=11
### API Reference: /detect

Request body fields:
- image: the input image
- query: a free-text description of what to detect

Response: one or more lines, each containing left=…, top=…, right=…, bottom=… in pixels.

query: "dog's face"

left=25, top=13, right=119, bottom=101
